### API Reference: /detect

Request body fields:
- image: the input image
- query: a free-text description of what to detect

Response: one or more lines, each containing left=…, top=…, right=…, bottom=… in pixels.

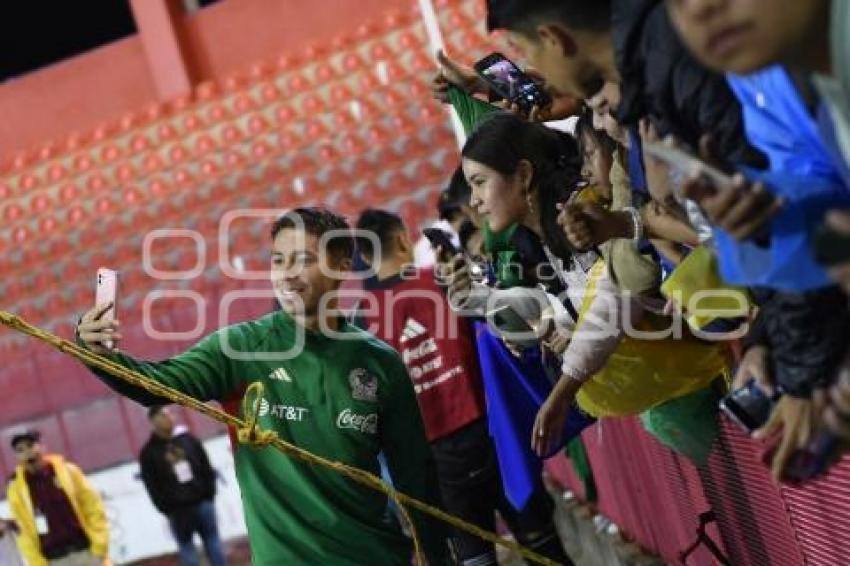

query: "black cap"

left=10, top=430, right=40, bottom=449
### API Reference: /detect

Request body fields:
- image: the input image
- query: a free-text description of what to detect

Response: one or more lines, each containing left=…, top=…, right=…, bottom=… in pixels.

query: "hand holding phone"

left=423, top=228, right=460, bottom=259
left=719, top=379, right=778, bottom=434
left=474, top=52, right=551, bottom=114
left=78, top=268, right=121, bottom=352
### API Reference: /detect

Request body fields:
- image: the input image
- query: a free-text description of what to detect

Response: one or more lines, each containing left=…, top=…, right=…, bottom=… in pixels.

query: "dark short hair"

left=355, top=209, right=405, bottom=259
left=438, top=167, right=471, bottom=221
left=270, top=207, right=354, bottom=260
left=10, top=430, right=40, bottom=450
left=148, top=405, right=167, bottom=419
left=486, top=0, right=612, bottom=34
left=458, top=220, right=479, bottom=253
left=576, top=104, right=619, bottom=157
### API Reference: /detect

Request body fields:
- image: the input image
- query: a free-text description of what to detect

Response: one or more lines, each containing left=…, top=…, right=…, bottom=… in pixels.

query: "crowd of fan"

left=362, top=0, right=850, bottom=559
left=8, top=1, right=850, bottom=565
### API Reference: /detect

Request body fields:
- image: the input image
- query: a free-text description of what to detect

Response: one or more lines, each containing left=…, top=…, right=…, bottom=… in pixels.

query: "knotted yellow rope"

left=0, top=311, right=561, bottom=566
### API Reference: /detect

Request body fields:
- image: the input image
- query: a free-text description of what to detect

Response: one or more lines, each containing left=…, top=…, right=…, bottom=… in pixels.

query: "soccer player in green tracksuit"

left=76, top=208, right=450, bottom=565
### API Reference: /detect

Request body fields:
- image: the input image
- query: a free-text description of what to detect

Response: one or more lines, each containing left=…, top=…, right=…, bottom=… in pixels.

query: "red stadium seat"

left=288, top=154, right=315, bottom=175
left=74, top=154, right=94, bottom=173
left=260, top=82, right=282, bottom=103
left=31, top=194, right=52, bottom=214
left=224, top=149, right=247, bottom=168
left=95, top=197, right=114, bottom=214
left=413, top=160, right=444, bottom=184
left=250, top=140, right=273, bottom=160
left=388, top=112, right=416, bottom=134
left=301, top=94, right=326, bottom=115
left=4, top=203, right=23, bottom=222
left=418, top=103, right=445, bottom=125
left=86, top=173, right=108, bottom=194
left=329, top=84, right=354, bottom=106
left=129, top=133, right=151, bottom=153
left=276, top=130, right=301, bottom=152
left=200, top=159, right=221, bottom=178
left=66, top=204, right=88, bottom=224
left=183, top=114, right=204, bottom=132
left=100, top=143, right=122, bottom=163
left=287, top=73, right=312, bottom=94
left=194, top=134, right=217, bottom=155
left=369, top=41, right=393, bottom=60
left=446, top=9, right=474, bottom=30
left=157, top=123, right=178, bottom=143
left=207, top=103, right=231, bottom=123
left=365, top=124, right=391, bottom=145
left=274, top=104, right=297, bottom=125
left=303, top=119, right=328, bottom=139
left=173, top=168, right=195, bottom=188
left=247, top=114, right=270, bottom=135
left=12, top=226, right=30, bottom=244
left=375, top=145, right=405, bottom=167
left=397, top=31, right=424, bottom=51
left=114, top=162, right=138, bottom=183
left=57, top=183, right=77, bottom=204
left=222, top=124, right=244, bottom=144
left=143, top=153, right=165, bottom=174
left=333, top=109, right=356, bottom=129
left=46, top=163, right=68, bottom=183
left=168, top=144, right=190, bottom=164
left=123, top=187, right=142, bottom=205
left=233, top=93, right=257, bottom=114
left=18, top=173, right=40, bottom=192
left=0, top=182, right=11, bottom=199
left=341, top=133, right=367, bottom=154
left=314, top=63, right=337, bottom=83
left=147, top=177, right=170, bottom=197
left=341, top=53, right=366, bottom=73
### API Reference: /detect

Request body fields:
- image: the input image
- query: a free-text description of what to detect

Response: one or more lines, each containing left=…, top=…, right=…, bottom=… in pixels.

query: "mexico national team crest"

left=349, top=368, right=378, bottom=402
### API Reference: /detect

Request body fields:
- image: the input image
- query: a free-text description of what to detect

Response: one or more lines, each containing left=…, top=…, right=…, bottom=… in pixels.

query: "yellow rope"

left=0, top=311, right=561, bottom=566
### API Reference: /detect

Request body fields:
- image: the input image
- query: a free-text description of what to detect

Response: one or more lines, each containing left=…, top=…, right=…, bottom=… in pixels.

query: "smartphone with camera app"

left=423, top=228, right=460, bottom=257
left=643, top=142, right=734, bottom=188
left=95, top=268, right=119, bottom=349
left=474, top=52, right=551, bottom=113
left=719, top=379, right=776, bottom=434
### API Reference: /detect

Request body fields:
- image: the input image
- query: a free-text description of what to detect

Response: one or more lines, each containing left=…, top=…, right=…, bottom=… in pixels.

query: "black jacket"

left=746, top=287, right=850, bottom=397
left=139, top=431, right=216, bottom=515
left=612, top=0, right=766, bottom=169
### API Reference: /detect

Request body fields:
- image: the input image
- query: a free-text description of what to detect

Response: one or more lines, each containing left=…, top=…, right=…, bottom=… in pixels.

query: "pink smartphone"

left=95, top=268, right=119, bottom=349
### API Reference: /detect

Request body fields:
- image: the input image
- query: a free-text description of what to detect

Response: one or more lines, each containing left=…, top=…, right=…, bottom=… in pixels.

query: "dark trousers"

left=168, top=500, right=227, bottom=566
left=432, top=420, right=573, bottom=566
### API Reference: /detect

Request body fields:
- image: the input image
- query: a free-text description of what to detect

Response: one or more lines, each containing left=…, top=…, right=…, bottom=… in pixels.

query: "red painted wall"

left=0, top=0, right=409, bottom=159
left=181, top=0, right=411, bottom=80
left=0, top=36, right=156, bottom=158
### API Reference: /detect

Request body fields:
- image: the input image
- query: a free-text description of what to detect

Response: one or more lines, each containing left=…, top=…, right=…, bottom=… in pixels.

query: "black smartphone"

left=719, top=380, right=776, bottom=434
left=474, top=52, right=551, bottom=113
left=423, top=228, right=460, bottom=257
left=813, top=222, right=850, bottom=267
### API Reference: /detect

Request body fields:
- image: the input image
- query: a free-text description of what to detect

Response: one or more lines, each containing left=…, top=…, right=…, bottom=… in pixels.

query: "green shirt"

left=84, top=311, right=448, bottom=565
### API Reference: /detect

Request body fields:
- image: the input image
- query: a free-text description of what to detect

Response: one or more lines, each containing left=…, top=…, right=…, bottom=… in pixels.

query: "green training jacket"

left=81, top=310, right=449, bottom=565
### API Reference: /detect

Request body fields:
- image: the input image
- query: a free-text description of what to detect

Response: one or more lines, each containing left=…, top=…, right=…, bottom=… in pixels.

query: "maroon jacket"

left=361, top=267, right=485, bottom=441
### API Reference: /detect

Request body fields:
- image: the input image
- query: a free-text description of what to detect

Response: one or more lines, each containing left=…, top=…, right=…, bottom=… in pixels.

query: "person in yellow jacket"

left=6, top=430, right=110, bottom=566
